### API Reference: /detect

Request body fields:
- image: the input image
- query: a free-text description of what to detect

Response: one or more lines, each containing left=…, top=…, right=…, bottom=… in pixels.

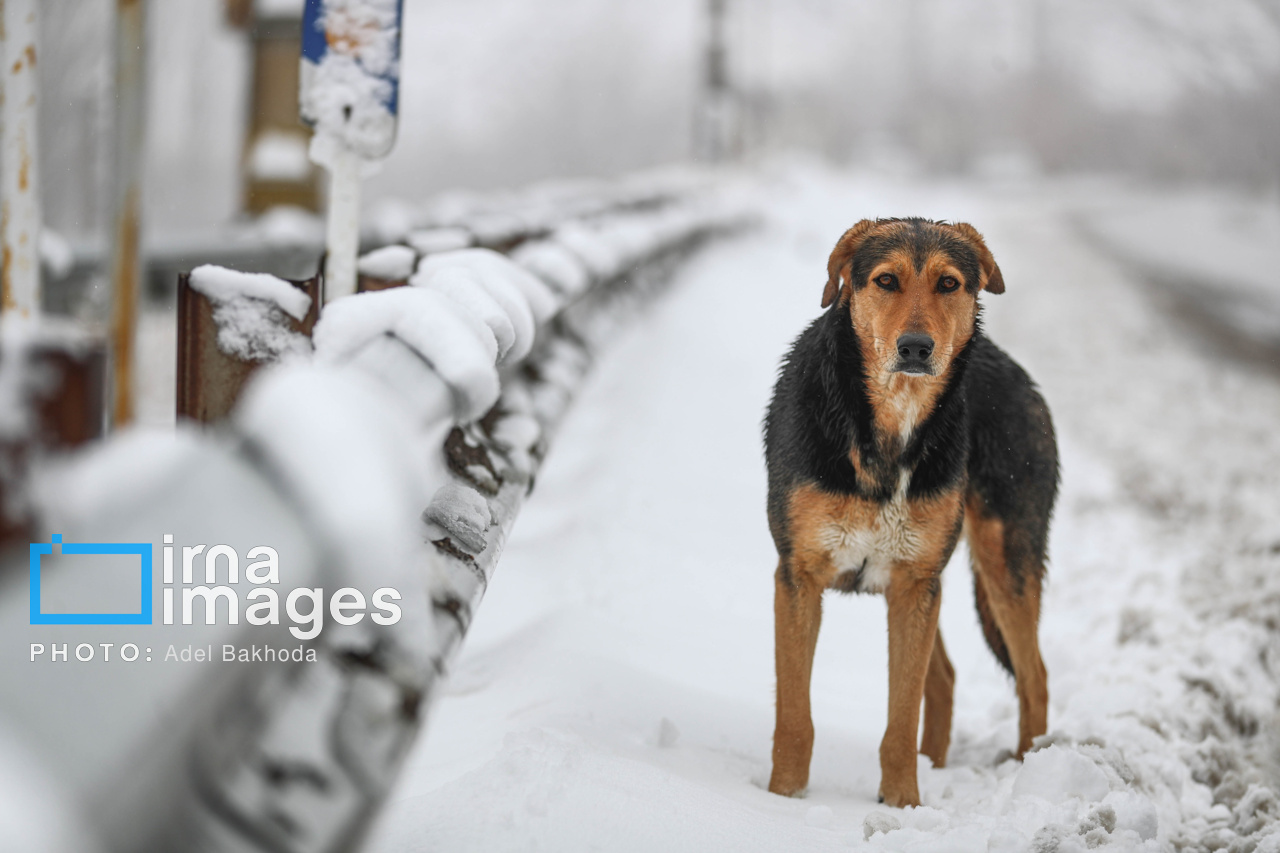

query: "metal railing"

left=0, top=177, right=753, bottom=852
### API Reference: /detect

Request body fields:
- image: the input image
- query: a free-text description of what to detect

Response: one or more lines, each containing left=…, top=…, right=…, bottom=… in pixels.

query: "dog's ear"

left=823, top=220, right=877, bottom=308
left=950, top=222, right=1005, bottom=294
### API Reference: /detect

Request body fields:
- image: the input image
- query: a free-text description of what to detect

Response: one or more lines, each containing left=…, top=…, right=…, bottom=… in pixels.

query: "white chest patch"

left=888, top=392, right=928, bottom=445
left=818, top=473, right=921, bottom=593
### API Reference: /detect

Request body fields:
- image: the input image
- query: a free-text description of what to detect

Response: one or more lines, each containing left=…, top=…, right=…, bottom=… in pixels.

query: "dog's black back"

left=764, top=306, right=1059, bottom=667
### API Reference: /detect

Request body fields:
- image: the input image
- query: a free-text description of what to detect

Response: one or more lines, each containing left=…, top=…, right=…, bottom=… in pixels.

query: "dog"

left=764, top=218, right=1058, bottom=807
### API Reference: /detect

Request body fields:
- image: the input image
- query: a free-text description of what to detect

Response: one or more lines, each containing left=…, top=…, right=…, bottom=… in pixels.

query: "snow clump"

left=417, top=248, right=558, bottom=325
left=313, top=287, right=500, bottom=422
left=188, top=264, right=312, bottom=362
left=357, top=244, right=415, bottom=282
left=423, top=481, right=492, bottom=555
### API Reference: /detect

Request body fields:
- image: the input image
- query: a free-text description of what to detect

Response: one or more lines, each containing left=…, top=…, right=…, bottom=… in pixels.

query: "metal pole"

left=108, top=0, right=147, bottom=427
left=324, top=143, right=361, bottom=301
left=697, top=0, right=736, bottom=163
left=0, top=0, right=42, bottom=318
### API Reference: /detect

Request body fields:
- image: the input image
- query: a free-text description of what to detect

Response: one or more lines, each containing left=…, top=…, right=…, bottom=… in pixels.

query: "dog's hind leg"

left=920, top=629, right=955, bottom=768
left=965, top=501, right=1048, bottom=757
left=880, top=572, right=942, bottom=807
left=770, top=560, right=823, bottom=797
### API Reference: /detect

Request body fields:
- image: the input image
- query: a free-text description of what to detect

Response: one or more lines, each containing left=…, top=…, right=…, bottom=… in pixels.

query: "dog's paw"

left=876, top=785, right=921, bottom=809
left=767, top=777, right=808, bottom=798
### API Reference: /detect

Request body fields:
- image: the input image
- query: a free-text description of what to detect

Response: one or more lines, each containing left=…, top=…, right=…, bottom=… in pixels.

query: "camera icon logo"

left=29, top=535, right=153, bottom=625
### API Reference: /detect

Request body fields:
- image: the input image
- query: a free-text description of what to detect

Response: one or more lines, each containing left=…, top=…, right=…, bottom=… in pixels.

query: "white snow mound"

left=423, top=481, right=492, bottom=555
left=357, top=244, right=416, bottom=282
left=1014, top=746, right=1112, bottom=805
left=414, top=252, right=537, bottom=362
left=312, top=287, right=500, bottom=422
left=417, top=248, right=559, bottom=324
left=412, top=266, right=517, bottom=362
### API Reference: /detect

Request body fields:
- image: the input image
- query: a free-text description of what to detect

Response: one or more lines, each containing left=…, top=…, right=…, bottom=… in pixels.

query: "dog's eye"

left=938, top=276, right=960, bottom=293
left=874, top=273, right=898, bottom=291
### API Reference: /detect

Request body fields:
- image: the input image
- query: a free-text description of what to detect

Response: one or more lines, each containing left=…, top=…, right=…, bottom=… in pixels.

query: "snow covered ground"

left=1073, top=187, right=1280, bottom=368
left=353, top=167, right=1280, bottom=852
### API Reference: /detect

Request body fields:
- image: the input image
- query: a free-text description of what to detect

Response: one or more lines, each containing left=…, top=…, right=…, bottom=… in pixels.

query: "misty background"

left=33, top=0, right=1280, bottom=245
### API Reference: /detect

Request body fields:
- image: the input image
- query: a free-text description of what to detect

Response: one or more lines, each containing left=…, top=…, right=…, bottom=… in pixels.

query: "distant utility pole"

left=696, top=0, right=739, bottom=163
left=0, top=0, right=43, bottom=319
left=1031, top=0, right=1052, bottom=83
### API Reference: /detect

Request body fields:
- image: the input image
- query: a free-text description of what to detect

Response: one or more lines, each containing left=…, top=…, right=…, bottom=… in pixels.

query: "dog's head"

left=822, top=218, right=1003, bottom=382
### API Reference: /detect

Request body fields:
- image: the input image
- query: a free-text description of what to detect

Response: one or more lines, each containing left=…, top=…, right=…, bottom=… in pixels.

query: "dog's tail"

left=973, top=574, right=1014, bottom=676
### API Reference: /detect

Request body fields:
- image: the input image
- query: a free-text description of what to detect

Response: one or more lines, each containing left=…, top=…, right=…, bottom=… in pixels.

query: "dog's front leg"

left=770, top=561, right=823, bottom=796
left=879, top=569, right=942, bottom=808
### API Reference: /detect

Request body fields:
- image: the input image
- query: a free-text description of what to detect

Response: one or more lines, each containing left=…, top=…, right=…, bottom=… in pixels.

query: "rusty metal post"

left=107, top=0, right=147, bottom=428
left=175, top=272, right=322, bottom=423
left=0, top=0, right=42, bottom=318
left=357, top=274, right=409, bottom=293
left=0, top=327, right=107, bottom=550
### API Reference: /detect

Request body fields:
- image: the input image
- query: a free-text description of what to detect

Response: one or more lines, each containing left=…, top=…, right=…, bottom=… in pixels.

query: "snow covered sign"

left=300, top=0, right=406, bottom=301
left=299, top=0, right=404, bottom=160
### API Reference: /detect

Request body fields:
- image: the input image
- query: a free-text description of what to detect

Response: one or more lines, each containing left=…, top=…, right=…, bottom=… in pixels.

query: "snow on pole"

left=107, top=0, right=147, bottom=427
left=300, top=0, right=404, bottom=303
left=0, top=0, right=43, bottom=319
left=175, top=265, right=322, bottom=424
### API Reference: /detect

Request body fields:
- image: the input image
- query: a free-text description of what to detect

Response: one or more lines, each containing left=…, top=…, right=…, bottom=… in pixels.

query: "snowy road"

left=365, top=169, right=1280, bottom=852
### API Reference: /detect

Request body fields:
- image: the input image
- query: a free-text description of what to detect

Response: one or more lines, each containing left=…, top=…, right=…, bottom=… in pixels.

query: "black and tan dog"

left=764, top=218, right=1058, bottom=807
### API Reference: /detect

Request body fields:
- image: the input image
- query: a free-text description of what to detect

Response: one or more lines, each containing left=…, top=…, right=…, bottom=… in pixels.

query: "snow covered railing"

left=0, top=180, right=753, bottom=853
left=383, top=167, right=720, bottom=255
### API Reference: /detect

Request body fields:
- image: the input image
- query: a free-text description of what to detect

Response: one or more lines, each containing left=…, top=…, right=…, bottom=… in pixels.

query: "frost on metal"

left=300, top=0, right=404, bottom=163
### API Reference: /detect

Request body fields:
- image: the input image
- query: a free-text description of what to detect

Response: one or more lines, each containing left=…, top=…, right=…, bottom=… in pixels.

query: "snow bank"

left=1013, top=746, right=1111, bottom=805
left=188, top=264, right=312, bottom=363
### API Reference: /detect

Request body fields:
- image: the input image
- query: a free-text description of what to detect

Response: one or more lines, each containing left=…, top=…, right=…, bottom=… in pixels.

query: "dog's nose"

left=896, top=333, right=934, bottom=362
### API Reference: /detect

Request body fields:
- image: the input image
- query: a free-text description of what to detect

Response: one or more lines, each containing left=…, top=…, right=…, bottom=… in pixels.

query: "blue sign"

left=30, top=535, right=153, bottom=625
left=300, top=0, right=405, bottom=158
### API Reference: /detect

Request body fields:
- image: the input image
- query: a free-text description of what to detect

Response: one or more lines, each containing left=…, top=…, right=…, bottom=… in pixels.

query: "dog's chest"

left=817, top=473, right=922, bottom=593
